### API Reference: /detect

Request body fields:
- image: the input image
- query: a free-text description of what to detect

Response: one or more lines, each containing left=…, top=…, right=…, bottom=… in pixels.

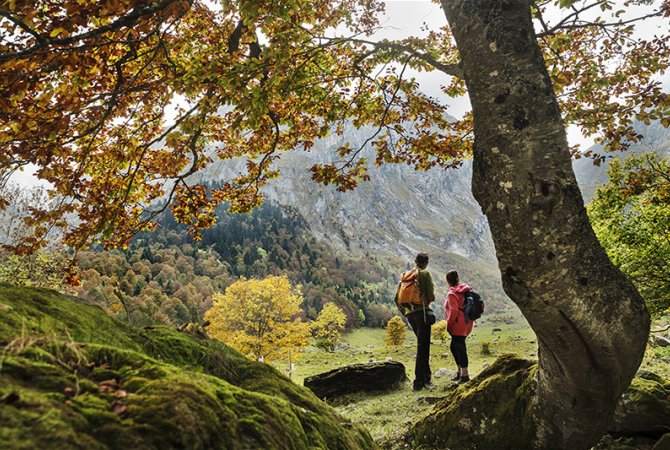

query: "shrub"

left=385, top=316, right=407, bottom=347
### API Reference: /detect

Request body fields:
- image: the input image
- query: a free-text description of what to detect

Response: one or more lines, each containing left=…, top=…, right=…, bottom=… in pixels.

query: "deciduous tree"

left=588, top=152, right=670, bottom=316
left=204, top=275, right=310, bottom=361
left=312, top=302, right=347, bottom=352
left=384, top=316, right=407, bottom=347
left=1, top=0, right=668, bottom=447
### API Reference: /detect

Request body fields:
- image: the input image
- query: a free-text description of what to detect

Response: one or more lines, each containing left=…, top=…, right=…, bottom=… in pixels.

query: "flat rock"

left=304, top=361, right=406, bottom=400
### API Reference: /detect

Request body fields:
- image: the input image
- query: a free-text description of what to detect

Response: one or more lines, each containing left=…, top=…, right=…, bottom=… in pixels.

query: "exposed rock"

left=652, top=335, right=670, bottom=347
left=407, top=355, right=670, bottom=450
left=304, top=361, right=407, bottom=400
left=193, top=124, right=504, bottom=304
left=433, top=368, right=454, bottom=379
left=410, top=354, right=538, bottom=450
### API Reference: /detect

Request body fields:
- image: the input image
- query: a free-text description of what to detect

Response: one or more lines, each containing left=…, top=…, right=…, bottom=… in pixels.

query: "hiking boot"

left=413, top=381, right=425, bottom=392
left=458, top=375, right=470, bottom=384
left=451, top=374, right=461, bottom=381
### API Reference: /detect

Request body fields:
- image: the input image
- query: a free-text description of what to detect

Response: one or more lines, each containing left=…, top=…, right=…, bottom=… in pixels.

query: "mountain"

left=573, top=121, right=670, bottom=202
left=194, top=125, right=507, bottom=309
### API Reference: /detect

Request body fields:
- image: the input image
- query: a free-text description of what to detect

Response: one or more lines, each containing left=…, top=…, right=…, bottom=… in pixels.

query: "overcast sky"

left=376, top=0, right=669, bottom=150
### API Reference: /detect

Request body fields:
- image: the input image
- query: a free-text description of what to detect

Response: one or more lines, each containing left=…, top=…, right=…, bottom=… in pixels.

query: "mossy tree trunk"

left=439, top=0, right=650, bottom=448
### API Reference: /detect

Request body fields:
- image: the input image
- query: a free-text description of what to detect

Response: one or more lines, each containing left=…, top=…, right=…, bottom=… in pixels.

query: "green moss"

left=609, top=373, right=670, bottom=437
left=0, top=285, right=375, bottom=450
left=409, top=354, right=537, bottom=450
left=0, top=284, right=139, bottom=349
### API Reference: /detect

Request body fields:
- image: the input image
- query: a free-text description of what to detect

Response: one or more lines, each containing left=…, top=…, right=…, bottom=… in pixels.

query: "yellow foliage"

left=385, top=316, right=407, bottom=347
left=312, top=303, right=347, bottom=351
left=204, top=275, right=310, bottom=362
left=433, top=320, right=449, bottom=344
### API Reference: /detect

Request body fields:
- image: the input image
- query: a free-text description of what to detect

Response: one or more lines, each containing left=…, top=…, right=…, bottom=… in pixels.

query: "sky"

left=376, top=0, right=670, bottom=150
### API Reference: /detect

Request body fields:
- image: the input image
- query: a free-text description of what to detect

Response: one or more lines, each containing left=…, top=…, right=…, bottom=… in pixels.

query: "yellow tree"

left=204, top=275, right=310, bottom=362
left=312, top=302, right=346, bottom=352
left=384, top=316, right=406, bottom=347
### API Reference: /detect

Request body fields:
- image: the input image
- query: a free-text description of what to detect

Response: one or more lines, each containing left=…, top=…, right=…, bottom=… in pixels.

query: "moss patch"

left=408, top=354, right=537, bottom=450
left=0, top=284, right=374, bottom=449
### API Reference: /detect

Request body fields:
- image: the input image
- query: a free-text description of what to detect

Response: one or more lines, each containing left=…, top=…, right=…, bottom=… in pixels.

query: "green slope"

left=0, top=284, right=374, bottom=450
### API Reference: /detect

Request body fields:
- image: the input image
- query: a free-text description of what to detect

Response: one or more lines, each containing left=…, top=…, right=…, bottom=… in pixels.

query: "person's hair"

left=415, top=252, right=429, bottom=269
left=446, top=270, right=459, bottom=286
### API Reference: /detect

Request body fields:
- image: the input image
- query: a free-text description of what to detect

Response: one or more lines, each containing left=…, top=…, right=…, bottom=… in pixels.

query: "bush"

left=385, top=316, right=407, bottom=347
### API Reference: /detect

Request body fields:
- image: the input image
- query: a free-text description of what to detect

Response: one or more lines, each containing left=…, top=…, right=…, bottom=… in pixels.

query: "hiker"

left=394, top=252, right=436, bottom=391
left=445, top=270, right=474, bottom=383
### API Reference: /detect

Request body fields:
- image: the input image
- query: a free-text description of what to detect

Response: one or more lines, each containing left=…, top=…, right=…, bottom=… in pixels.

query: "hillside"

left=0, top=284, right=374, bottom=450
left=194, top=124, right=507, bottom=308
left=75, top=201, right=400, bottom=328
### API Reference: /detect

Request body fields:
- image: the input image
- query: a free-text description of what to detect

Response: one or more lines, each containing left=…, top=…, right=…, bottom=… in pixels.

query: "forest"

left=1, top=0, right=670, bottom=449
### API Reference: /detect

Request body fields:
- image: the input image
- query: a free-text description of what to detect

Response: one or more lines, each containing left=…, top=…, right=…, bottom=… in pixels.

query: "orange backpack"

left=397, top=269, right=422, bottom=305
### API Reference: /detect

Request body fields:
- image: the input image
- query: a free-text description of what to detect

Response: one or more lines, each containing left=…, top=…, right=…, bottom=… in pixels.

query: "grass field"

left=270, top=312, right=670, bottom=447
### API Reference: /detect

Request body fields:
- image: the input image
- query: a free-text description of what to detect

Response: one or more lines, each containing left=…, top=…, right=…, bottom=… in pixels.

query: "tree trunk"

left=440, top=0, right=650, bottom=448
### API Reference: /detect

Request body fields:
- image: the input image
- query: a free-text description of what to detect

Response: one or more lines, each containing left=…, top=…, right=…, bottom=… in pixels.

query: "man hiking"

left=394, top=252, right=436, bottom=391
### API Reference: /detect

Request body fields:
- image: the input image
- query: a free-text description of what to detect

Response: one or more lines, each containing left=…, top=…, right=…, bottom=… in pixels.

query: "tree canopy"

left=204, top=275, right=311, bottom=361
left=1, top=0, right=668, bottom=256
left=2, top=1, right=668, bottom=447
left=588, top=151, right=670, bottom=316
left=312, top=302, right=347, bottom=351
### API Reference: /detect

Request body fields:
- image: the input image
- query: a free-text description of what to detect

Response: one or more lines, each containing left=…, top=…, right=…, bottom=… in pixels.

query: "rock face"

left=0, top=284, right=374, bottom=450
left=304, top=361, right=407, bottom=400
left=572, top=120, right=670, bottom=202
left=195, top=125, right=506, bottom=305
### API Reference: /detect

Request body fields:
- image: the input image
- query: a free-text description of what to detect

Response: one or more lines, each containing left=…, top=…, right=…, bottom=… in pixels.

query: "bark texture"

left=438, top=0, right=650, bottom=448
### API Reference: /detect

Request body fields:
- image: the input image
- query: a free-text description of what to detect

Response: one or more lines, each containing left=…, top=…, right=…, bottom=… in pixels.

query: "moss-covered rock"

left=609, top=371, right=670, bottom=438
left=407, top=354, right=670, bottom=450
left=409, top=354, right=537, bottom=450
left=0, top=284, right=375, bottom=449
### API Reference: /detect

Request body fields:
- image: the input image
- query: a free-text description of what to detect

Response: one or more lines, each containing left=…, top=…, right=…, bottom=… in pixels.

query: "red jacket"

left=445, top=284, right=474, bottom=337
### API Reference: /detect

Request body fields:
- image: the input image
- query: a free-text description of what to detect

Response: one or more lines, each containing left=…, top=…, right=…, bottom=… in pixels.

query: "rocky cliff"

left=195, top=125, right=503, bottom=305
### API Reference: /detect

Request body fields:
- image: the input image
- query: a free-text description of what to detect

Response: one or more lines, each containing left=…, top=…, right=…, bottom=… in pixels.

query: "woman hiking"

left=444, top=270, right=474, bottom=383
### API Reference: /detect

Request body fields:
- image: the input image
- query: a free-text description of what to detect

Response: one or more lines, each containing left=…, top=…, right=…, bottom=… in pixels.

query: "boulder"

left=652, top=335, right=670, bottom=347
left=609, top=371, right=670, bottom=438
left=304, top=361, right=406, bottom=400
left=409, top=354, right=537, bottom=450
left=0, top=284, right=374, bottom=450
left=433, top=367, right=454, bottom=379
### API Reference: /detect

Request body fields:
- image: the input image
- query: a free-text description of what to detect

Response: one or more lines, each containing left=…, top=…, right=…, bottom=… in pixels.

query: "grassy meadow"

left=270, top=312, right=670, bottom=446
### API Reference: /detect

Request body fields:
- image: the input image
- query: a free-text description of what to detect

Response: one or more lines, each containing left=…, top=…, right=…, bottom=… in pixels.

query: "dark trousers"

left=407, top=312, right=432, bottom=388
left=450, top=335, right=468, bottom=368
